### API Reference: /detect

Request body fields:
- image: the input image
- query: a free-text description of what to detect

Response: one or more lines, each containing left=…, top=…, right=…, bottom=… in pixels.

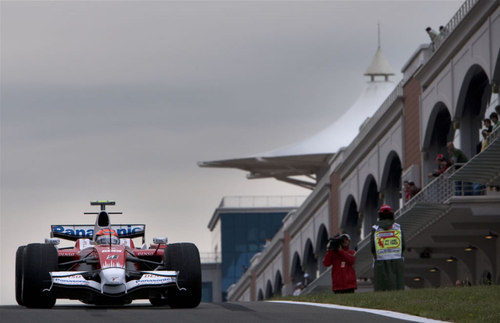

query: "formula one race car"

left=15, top=201, right=201, bottom=308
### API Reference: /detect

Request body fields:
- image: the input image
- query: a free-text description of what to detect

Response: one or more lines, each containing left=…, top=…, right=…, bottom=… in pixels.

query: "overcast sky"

left=0, top=0, right=462, bottom=304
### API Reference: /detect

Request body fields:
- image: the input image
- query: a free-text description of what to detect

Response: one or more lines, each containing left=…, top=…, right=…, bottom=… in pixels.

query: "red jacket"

left=322, top=247, right=357, bottom=291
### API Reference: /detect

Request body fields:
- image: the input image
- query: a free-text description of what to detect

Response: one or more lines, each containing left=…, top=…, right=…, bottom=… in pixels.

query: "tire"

left=163, top=243, right=201, bottom=308
left=22, top=243, right=58, bottom=308
left=15, top=246, right=26, bottom=306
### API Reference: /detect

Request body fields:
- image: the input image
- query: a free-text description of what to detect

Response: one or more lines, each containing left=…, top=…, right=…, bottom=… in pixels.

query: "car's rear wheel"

left=15, top=245, right=26, bottom=306
left=22, top=243, right=58, bottom=308
left=164, top=243, right=201, bottom=308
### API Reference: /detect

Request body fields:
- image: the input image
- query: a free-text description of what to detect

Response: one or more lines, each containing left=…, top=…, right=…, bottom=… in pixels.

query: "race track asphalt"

left=0, top=302, right=421, bottom=323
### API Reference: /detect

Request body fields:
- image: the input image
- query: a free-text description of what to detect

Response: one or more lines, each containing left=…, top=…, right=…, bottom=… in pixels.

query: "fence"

left=432, top=0, right=479, bottom=52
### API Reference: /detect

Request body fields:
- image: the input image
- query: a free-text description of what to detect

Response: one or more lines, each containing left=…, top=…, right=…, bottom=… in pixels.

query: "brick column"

left=403, top=77, right=422, bottom=169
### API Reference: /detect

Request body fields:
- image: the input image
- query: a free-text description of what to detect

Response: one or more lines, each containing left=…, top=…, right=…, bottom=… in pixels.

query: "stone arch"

left=257, top=289, right=264, bottom=301
left=274, top=271, right=283, bottom=296
left=422, top=102, right=453, bottom=184
left=341, top=195, right=360, bottom=248
left=290, top=252, right=304, bottom=285
left=265, top=280, right=273, bottom=299
left=455, top=64, right=490, bottom=159
left=302, top=239, right=317, bottom=282
left=380, top=151, right=403, bottom=212
left=315, top=224, right=329, bottom=274
left=493, top=48, right=500, bottom=86
left=359, top=175, right=379, bottom=238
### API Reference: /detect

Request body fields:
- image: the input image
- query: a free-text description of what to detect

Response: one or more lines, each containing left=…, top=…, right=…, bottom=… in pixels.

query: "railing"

left=432, top=0, right=479, bottom=52
left=487, top=121, right=500, bottom=145
left=398, top=166, right=455, bottom=216
left=218, top=195, right=307, bottom=208
left=399, top=140, right=499, bottom=216
left=199, top=252, right=221, bottom=264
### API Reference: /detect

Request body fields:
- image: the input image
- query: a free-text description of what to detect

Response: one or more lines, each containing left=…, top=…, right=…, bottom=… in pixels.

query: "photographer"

left=322, top=233, right=357, bottom=294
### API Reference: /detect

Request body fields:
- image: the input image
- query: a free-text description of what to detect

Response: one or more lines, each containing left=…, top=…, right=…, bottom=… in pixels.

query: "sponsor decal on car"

left=52, top=225, right=144, bottom=238
left=134, top=274, right=175, bottom=286
left=53, top=274, right=90, bottom=285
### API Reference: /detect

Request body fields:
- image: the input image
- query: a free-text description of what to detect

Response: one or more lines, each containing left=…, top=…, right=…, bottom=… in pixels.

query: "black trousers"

left=334, top=288, right=355, bottom=294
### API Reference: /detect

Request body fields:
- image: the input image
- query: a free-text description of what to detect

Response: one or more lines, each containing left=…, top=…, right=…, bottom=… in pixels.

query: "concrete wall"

left=201, top=262, right=222, bottom=303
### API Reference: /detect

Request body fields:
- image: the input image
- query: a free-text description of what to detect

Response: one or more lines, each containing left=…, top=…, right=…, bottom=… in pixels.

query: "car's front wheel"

left=21, top=243, right=58, bottom=308
left=163, top=243, right=201, bottom=308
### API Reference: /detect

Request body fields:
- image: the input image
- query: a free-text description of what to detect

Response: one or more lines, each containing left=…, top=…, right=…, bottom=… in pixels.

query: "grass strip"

left=275, top=285, right=500, bottom=322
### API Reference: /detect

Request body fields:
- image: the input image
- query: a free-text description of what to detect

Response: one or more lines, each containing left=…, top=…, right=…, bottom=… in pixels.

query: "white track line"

left=268, top=300, right=448, bottom=323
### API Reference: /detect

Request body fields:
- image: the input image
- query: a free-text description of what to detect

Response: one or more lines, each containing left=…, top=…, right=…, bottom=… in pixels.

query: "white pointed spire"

left=364, top=24, right=394, bottom=81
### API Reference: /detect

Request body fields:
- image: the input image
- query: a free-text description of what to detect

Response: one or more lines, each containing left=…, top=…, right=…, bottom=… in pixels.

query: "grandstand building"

left=199, top=0, right=500, bottom=300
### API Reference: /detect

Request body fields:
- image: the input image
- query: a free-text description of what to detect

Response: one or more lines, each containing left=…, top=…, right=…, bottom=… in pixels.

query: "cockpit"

left=96, top=235, right=120, bottom=245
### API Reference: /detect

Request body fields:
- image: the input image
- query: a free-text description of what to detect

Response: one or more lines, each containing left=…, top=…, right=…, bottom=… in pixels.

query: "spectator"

left=484, top=118, right=492, bottom=133
left=292, top=282, right=304, bottom=296
left=322, top=233, right=357, bottom=294
left=480, top=129, right=489, bottom=152
left=427, top=154, right=451, bottom=178
left=447, top=142, right=474, bottom=195
left=490, top=112, right=499, bottom=132
left=409, top=182, right=420, bottom=197
left=425, top=26, right=439, bottom=42
left=303, top=273, right=310, bottom=287
left=487, top=111, right=499, bottom=146
left=439, top=25, right=448, bottom=37
left=447, top=142, right=468, bottom=165
left=403, top=181, right=411, bottom=202
left=371, top=205, right=405, bottom=291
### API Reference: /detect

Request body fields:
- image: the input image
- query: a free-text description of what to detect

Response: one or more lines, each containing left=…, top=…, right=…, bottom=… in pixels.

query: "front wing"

left=49, top=270, right=178, bottom=295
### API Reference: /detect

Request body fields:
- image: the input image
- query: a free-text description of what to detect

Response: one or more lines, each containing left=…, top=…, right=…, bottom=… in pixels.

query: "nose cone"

left=100, top=268, right=126, bottom=294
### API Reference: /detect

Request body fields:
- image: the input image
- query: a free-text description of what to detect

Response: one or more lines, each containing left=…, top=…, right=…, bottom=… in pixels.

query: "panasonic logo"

left=52, top=225, right=143, bottom=237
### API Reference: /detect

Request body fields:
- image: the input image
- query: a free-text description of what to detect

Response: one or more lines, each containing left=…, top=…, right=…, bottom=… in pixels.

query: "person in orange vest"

left=371, top=204, right=405, bottom=291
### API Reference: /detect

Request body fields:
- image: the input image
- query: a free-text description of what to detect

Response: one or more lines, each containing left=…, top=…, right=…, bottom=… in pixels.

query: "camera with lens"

left=327, top=236, right=342, bottom=251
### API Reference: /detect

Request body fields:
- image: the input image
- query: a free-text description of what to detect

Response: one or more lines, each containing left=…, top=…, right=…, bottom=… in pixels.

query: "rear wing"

left=51, top=224, right=145, bottom=242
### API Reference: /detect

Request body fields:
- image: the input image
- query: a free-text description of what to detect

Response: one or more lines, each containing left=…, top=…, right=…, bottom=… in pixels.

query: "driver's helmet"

left=95, top=228, right=119, bottom=245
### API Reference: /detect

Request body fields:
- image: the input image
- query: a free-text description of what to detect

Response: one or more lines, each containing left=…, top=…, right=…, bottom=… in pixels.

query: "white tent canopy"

left=199, top=47, right=397, bottom=189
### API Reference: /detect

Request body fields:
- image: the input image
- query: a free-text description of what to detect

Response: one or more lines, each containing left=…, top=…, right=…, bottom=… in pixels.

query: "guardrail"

left=399, top=166, right=455, bottom=215
left=218, top=195, right=307, bottom=208
left=432, top=0, right=479, bottom=52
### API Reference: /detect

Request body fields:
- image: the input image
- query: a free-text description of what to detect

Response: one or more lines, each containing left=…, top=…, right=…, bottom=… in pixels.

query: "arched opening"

left=302, top=239, right=317, bottom=283
left=342, top=196, right=360, bottom=248
left=493, top=49, right=500, bottom=86
left=380, top=152, right=403, bottom=211
left=360, top=175, right=379, bottom=238
left=315, top=224, right=329, bottom=274
left=487, top=51, right=499, bottom=116
left=274, top=271, right=283, bottom=296
left=257, top=289, right=264, bottom=301
left=291, top=252, right=304, bottom=285
left=455, top=65, right=490, bottom=159
left=423, top=103, right=453, bottom=184
left=265, top=280, right=273, bottom=299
